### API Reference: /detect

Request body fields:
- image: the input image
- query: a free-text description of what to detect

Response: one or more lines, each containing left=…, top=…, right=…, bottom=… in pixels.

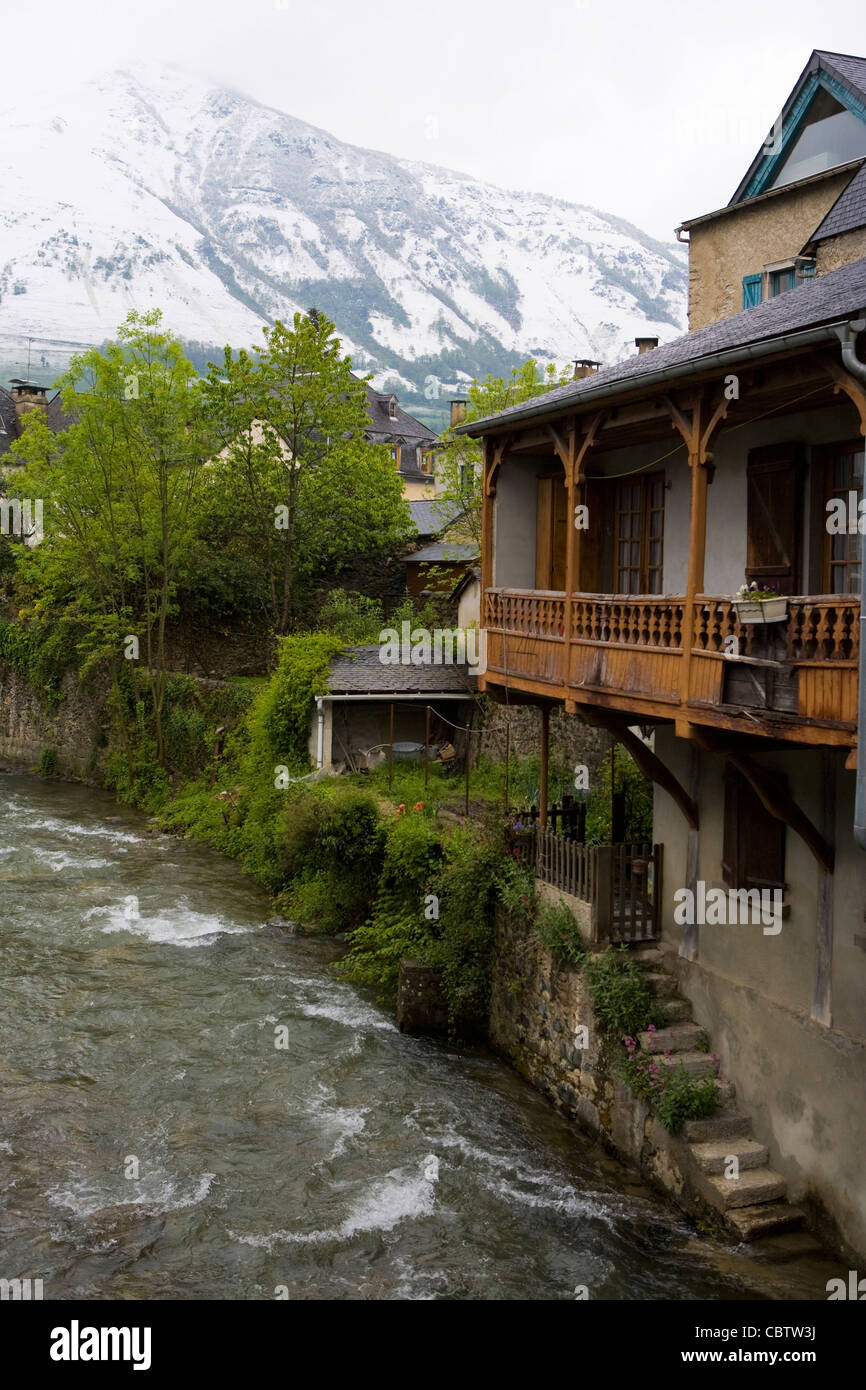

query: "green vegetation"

left=620, top=1045, right=719, bottom=1135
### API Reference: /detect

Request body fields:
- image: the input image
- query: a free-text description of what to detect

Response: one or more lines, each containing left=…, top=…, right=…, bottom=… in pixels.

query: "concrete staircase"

left=630, top=945, right=806, bottom=1243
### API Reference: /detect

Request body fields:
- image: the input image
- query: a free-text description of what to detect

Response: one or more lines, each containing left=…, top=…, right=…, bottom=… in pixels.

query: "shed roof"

left=327, top=644, right=477, bottom=696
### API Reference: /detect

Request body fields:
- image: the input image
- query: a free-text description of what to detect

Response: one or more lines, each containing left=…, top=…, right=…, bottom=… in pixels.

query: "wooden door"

left=746, top=444, right=804, bottom=595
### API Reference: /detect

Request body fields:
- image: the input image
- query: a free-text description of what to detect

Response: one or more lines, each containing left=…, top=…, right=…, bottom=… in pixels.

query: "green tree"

left=201, top=312, right=410, bottom=632
left=6, top=309, right=213, bottom=767
left=434, top=360, right=573, bottom=543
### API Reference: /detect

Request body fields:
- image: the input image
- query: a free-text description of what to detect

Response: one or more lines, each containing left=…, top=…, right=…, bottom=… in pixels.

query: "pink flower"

left=647, top=1023, right=656, bottom=1032
left=413, top=801, right=424, bottom=812
left=664, top=1048, right=672, bottom=1056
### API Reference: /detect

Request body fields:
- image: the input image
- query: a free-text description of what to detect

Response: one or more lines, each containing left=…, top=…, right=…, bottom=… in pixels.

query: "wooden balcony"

left=484, top=588, right=860, bottom=746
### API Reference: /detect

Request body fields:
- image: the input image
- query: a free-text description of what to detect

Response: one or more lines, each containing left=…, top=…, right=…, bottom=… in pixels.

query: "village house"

left=0, top=379, right=70, bottom=459
left=458, top=50, right=866, bottom=1260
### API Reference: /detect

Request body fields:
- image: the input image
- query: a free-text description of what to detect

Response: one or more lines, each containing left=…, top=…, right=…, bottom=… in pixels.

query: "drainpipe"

left=834, top=319, right=866, bottom=849
left=316, top=697, right=324, bottom=771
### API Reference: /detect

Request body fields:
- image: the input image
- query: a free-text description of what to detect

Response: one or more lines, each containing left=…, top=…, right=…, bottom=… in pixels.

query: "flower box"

left=731, top=596, right=788, bottom=624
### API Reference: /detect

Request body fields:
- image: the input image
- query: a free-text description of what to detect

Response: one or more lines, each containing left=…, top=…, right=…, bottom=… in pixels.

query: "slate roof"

left=327, top=644, right=477, bottom=696
left=458, top=255, right=866, bottom=433
left=406, top=542, right=479, bottom=564
left=818, top=50, right=866, bottom=102
left=809, top=160, right=866, bottom=242
left=361, top=381, right=437, bottom=446
left=407, top=497, right=464, bottom=537
left=0, top=385, right=69, bottom=458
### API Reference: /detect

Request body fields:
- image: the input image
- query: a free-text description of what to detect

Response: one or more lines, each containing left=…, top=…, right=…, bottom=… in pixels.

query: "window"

left=822, top=439, right=864, bottom=593
left=419, top=448, right=435, bottom=475
left=390, top=446, right=401, bottom=470
left=722, top=766, right=786, bottom=892
left=387, top=396, right=398, bottom=421
left=768, top=87, right=866, bottom=192
left=614, top=472, right=665, bottom=594
left=769, top=266, right=796, bottom=297
left=742, top=273, right=763, bottom=309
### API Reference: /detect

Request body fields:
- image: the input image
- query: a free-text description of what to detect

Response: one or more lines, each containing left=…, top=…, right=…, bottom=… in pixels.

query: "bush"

left=620, top=1045, right=718, bottom=1134
left=583, top=945, right=660, bottom=1036
left=273, top=782, right=386, bottom=930
left=535, top=898, right=584, bottom=967
left=337, top=807, right=442, bottom=993
left=427, top=821, right=505, bottom=1029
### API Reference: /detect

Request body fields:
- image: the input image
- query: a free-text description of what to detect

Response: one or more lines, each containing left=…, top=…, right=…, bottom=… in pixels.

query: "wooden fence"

left=517, top=826, right=661, bottom=942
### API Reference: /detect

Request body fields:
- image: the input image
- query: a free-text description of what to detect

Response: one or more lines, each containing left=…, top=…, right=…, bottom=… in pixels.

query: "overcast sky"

left=6, top=0, right=866, bottom=242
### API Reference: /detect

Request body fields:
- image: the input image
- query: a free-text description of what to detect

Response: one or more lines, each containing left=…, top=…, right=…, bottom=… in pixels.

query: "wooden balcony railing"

left=484, top=588, right=860, bottom=740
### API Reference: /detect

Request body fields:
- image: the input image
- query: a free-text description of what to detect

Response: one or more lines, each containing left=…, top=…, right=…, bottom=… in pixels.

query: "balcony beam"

left=581, top=708, right=699, bottom=831
left=692, top=728, right=834, bottom=873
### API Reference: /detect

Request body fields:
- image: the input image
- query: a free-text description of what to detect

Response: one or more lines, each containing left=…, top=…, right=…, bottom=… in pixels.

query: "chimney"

left=9, top=379, right=48, bottom=421
left=635, top=337, right=659, bottom=355
left=572, top=360, right=601, bottom=381
left=450, top=398, right=468, bottom=427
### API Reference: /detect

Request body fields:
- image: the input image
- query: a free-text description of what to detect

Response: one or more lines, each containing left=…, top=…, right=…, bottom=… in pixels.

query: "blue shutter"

left=742, top=274, right=763, bottom=310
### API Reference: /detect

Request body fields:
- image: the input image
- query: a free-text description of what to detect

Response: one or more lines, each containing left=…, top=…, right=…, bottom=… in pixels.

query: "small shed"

left=310, top=645, right=477, bottom=772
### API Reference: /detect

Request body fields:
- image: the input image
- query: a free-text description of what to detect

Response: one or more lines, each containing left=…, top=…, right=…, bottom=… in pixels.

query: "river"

left=0, top=775, right=835, bottom=1300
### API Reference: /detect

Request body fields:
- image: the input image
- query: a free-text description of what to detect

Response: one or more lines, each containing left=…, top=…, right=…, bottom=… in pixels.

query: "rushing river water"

left=0, top=775, right=836, bottom=1301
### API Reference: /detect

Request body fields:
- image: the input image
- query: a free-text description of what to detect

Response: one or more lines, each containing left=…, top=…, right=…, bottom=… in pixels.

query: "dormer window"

left=390, top=446, right=401, bottom=469
left=419, top=448, right=435, bottom=475
left=388, top=396, right=398, bottom=421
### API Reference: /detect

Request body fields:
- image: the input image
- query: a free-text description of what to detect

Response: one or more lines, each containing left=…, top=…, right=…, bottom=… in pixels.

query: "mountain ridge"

left=0, top=67, right=687, bottom=410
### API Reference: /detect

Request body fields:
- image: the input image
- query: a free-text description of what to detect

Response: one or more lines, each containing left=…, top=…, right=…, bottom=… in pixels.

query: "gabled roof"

left=730, top=50, right=866, bottom=207
left=327, top=644, right=476, bottom=696
left=361, top=381, right=437, bottom=445
left=809, top=160, right=866, bottom=243
left=407, top=497, right=464, bottom=538
left=456, top=255, right=866, bottom=434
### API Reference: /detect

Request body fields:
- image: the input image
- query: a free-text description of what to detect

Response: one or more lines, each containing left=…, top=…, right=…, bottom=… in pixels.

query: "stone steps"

left=643, top=971, right=679, bottom=998
left=682, top=1110, right=752, bottom=1143
left=725, top=1202, right=806, bottom=1243
left=703, top=1166, right=788, bottom=1211
left=690, top=1138, right=769, bottom=1174
left=621, top=947, right=809, bottom=1246
left=657, top=997, right=693, bottom=1022
left=638, top=1022, right=706, bottom=1054
left=655, top=1049, right=718, bottom=1078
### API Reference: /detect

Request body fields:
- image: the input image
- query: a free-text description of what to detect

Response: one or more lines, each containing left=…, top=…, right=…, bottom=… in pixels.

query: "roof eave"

left=454, top=319, right=858, bottom=437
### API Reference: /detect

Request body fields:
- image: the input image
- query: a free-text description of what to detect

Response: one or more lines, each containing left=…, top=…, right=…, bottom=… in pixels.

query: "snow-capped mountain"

left=0, top=67, right=687, bottom=405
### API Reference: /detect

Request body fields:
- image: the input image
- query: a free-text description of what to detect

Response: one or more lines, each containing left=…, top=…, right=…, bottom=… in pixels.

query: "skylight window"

left=769, top=89, right=866, bottom=191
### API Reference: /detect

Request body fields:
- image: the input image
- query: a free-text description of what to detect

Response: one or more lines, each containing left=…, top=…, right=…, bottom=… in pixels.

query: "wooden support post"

left=424, top=705, right=430, bottom=792
left=504, top=721, right=510, bottom=809
left=464, top=724, right=471, bottom=816
left=812, top=752, right=836, bottom=1026
left=539, top=705, right=550, bottom=827
left=389, top=703, right=394, bottom=793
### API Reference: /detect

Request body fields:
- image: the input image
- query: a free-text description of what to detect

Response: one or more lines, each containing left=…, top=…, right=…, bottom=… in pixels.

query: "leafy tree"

left=434, top=360, right=573, bottom=543
left=6, top=309, right=213, bottom=767
left=201, top=312, right=411, bottom=632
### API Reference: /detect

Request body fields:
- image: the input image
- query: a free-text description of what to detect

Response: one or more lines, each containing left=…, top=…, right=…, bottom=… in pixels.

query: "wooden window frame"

left=819, top=438, right=864, bottom=594
left=614, top=470, right=665, bottom=595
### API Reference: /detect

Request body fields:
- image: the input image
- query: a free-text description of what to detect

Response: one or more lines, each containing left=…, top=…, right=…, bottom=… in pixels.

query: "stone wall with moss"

left=488, top=906, right=729, bottom=1232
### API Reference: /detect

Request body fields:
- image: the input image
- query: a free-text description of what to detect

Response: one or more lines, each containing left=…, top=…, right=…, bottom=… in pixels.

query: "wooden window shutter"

left=579, top=478, right=605, bottom=592
left=722, top=764, right=786, bottom=891
left=535, top=477, right=553, bottom=588
left=742, top=274, right=763, bottom=309
left=746, top=443, right=804, bottom=595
